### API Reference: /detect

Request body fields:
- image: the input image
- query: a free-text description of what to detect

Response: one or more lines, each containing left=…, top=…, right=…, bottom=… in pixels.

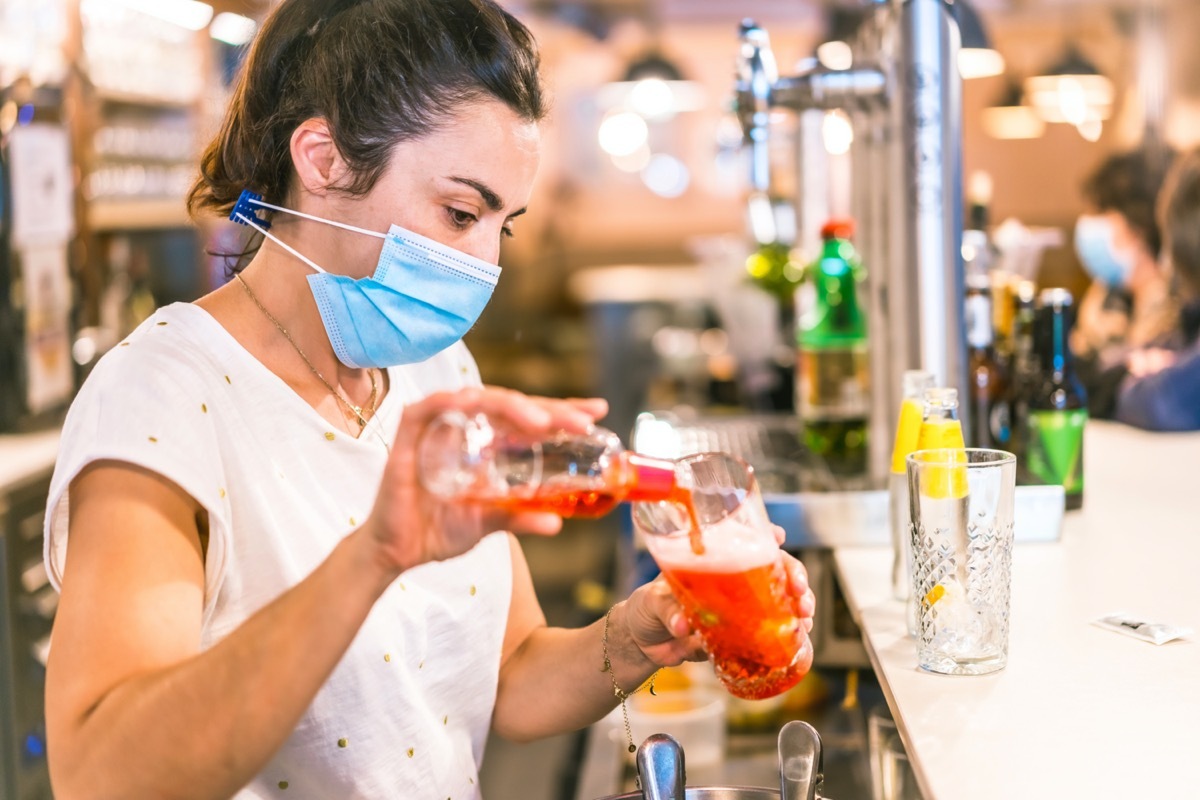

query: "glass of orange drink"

left=631, top=453, right=812, bottom=700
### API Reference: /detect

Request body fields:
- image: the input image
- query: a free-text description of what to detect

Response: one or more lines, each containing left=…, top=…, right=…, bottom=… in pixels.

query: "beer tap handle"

left=736, top=19, right=777, bottom=194
left=635, top=733, right=686, bottom=800
left=778, top=720, right=824, bottom=800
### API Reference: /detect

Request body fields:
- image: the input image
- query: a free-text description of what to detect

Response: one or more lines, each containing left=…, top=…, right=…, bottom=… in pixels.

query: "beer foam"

left=648, top=518, right=778, bottom=572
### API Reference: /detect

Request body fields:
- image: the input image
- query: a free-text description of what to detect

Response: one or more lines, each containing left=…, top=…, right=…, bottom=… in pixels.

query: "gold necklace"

left=235, top=272, right=378, bottom=431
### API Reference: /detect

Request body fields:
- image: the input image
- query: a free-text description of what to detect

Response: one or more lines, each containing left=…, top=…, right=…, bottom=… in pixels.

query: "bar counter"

left=835, top=420, right=1200, bottom=799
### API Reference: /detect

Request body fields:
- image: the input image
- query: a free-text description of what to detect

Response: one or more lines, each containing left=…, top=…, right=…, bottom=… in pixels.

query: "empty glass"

left=907, top=449, right=1015, bottom=676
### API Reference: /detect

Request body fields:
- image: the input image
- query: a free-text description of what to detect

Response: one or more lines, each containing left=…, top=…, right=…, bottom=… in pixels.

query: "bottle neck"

left=965, top=291, right=994, bottom=352
left=1039, top=309, right=1074, bottom=383
left=808, top=237, right=865, bottom=339
left=620, top=452, right=679, bottom=502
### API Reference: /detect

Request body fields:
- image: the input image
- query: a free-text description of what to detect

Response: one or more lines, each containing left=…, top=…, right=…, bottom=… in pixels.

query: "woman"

left=1070, top=147, right=1178, bottom=416
left=1117, top=147, right=1200, bottom=430
left=42, top=1, right=815, bottom=798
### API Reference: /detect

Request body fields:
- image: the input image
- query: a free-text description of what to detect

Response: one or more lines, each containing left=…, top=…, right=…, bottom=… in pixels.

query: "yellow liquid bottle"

left=890, top=371, right=935, bottom=601
left=915, top=388, right=967, bottom=500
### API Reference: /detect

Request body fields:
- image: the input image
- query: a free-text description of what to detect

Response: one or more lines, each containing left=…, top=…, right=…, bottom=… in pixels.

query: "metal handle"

left=636, top=733, right=687, bottom=800
left=778, top=720, right=823, bottom=800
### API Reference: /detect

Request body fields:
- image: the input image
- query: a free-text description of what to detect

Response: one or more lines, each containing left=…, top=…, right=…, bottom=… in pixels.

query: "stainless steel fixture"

left=736, top=0, right=968, bottom=483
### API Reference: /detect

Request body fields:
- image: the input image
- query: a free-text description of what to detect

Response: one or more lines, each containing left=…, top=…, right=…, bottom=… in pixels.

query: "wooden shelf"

left=94, top=88, right=198, bottom=110
left=88, top=199, right=193, bottom=231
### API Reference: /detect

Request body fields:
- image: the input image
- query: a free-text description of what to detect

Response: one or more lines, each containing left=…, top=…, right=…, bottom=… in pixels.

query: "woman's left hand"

left=616, top=526, right=816, bottom=670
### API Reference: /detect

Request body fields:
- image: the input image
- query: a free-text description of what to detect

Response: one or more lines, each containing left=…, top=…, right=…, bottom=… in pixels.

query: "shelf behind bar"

left=89, top=199, right=192, bottom=231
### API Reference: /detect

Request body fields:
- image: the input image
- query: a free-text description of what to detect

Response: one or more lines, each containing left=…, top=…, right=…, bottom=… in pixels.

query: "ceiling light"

left=1025, top=46, right=1113, bottom=124
left=113, top=0, right=214, bottom=31
left=817, top=41, right=853, bottom=71
left=210, top=12, right=256, bottom=46
left=641, top=154, right=690, bottom=198
left=955, top=0, right=1005, bottom=80
left=982, top=81, right=1046, bottom=139
left=598, top=111, right=648, bottom=157
left=822, top=110, right=854, bottom=155
left=1076, top=118, right=1103, bottom=143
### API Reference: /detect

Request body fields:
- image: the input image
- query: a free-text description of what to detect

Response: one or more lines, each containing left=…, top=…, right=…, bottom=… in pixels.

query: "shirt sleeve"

left=1115, top=347, right=1200, bottom=432
left=44, top=341, right=231, bottom=622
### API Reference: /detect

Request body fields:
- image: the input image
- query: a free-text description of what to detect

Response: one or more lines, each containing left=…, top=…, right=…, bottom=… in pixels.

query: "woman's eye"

left=447, top=208, right=477, bottom=229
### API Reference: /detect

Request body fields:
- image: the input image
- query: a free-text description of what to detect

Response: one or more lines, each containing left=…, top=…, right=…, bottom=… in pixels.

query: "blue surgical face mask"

left=1074, top=214, right=1136, bottom=289
left=231, top=190, right=499, bottom=368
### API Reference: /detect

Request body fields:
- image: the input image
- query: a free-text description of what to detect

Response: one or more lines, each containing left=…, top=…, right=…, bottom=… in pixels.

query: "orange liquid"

left=660, top=560, right=809, bottom=700
left=467, top=460, right=708, bottom=555
left=477, top=487, right=622, bottom=518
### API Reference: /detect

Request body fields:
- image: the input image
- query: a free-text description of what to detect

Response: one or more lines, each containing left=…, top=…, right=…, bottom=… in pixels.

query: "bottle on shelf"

left=795, top=218, right=869, bottom=478
left=1007, top=280, right=1039, bottom=459
left=889, top=370, right=935, bottom=601
left=1025, top=289, right=1088, bottom=510
left=745, top=235, right=805, bottom=412
left=965, top=276, right=1011, bottom=449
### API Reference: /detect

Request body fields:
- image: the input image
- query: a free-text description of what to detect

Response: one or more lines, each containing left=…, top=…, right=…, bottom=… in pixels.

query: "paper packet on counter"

left=1092, top=612, right=1193, bottom=645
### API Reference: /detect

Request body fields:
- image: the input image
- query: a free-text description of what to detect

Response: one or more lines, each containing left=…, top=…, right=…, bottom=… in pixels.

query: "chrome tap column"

left=896, top=0, right=967, bottom=441
left=735, top=1, right=967, bottom=481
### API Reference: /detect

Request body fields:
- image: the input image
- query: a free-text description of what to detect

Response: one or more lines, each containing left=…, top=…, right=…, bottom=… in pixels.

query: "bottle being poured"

left=418, top=411, right=707, bottom=555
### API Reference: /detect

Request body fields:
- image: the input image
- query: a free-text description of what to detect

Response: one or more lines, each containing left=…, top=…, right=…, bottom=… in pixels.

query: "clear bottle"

left=906, top=387, right=966, bottom=636
left=418, top=411, right=681, bottom=517
left=889, top=370, right=935, bottom=601
left=965, top=276, right=1011, bottom=449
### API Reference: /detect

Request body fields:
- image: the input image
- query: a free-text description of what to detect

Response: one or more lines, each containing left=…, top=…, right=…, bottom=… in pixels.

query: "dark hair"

left=188, top=0, right=546, bottom=219
left=1081, top=146, right=1175, bottom=257
left=1160, top=148, right=1200, bottom=297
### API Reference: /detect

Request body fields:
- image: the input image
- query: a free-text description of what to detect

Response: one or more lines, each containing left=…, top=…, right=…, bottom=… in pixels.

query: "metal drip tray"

left=631, top=410, right=1064, bottom=546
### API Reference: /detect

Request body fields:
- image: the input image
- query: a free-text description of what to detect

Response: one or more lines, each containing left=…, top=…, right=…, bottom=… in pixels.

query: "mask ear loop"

left=228, top=189, right=387, bottom=275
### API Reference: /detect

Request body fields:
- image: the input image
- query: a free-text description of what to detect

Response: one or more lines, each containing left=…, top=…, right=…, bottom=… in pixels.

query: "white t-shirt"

left=45, top=302, right=511, bottom=799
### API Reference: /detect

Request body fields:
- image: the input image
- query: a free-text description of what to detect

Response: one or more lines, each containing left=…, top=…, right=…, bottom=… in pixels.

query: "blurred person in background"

left=1118, top=147, right=1200, bottom=431
left=1070, top=147, right=1178, bottom=417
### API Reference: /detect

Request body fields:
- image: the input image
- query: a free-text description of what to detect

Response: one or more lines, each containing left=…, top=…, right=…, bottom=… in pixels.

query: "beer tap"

left=733, top=2, right=969, bottom=482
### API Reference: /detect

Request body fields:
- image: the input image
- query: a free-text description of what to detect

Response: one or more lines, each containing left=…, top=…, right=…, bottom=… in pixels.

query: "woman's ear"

left=290, top=118, right=351, bottom=196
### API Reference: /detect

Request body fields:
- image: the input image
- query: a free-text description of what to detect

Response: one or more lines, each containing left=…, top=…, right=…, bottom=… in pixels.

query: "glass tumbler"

left=907, top=448, right=1016, bottom=676
left=631, top=453, right=810, bottom=700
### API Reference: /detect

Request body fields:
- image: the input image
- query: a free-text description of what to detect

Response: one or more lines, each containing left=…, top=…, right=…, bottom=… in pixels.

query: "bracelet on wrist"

left=601, top=605, right=660, bottom=754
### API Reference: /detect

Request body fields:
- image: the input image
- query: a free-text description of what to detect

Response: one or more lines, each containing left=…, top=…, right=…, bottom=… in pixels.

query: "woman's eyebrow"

left=449, top=176, right=504, bottom=212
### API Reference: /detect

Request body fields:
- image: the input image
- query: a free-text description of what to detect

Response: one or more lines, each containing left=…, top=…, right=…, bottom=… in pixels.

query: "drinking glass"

left=907, top=448, right=1015, bottom=676
left=631, top=453, right=809, bottom=700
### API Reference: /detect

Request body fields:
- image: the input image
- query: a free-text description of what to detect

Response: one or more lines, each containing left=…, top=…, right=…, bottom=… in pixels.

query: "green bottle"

left=796, top=219, right=869, bottom=477
left=1025, top=288, right=1087, bottom=510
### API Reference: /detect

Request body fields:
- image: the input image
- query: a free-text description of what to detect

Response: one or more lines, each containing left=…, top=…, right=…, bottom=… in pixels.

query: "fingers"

left=500, top=511, right=564, bottom=537
left=389, top=387, right=608, bottom=467
left=779, top=552, right=810, bottom=595
left=563, top=396, right=609, bottom=421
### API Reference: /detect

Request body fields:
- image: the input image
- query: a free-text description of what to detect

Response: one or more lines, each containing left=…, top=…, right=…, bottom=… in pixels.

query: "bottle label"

left=1025, top=409, right=1086, bottom=496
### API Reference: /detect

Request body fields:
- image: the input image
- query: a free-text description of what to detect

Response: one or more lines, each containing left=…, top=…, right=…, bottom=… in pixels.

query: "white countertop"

left=834, top=421, right=1200, bottom=799
left=0, top=428, right=61, bottom=494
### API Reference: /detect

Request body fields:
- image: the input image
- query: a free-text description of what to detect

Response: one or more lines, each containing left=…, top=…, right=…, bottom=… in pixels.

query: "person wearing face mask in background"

left=1069, top=146, right=1179, bottom=418
left=1117, top=147, right=1200, bottom=431
left=37, top=2, right=820, bottom=798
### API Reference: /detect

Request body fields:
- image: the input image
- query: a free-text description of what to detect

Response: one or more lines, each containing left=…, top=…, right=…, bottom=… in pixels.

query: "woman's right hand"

left=363, top=386, right=608, bottom=576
